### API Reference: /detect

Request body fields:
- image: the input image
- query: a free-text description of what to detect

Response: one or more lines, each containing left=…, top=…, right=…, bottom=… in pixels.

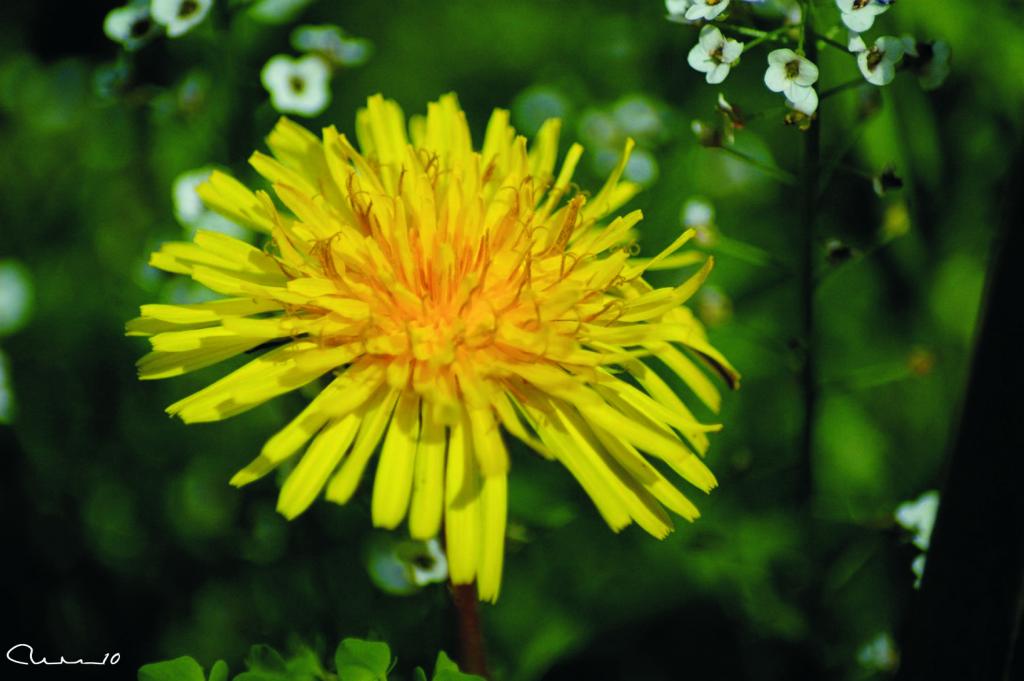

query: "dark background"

left=2, top=1, right=1023, bottom=679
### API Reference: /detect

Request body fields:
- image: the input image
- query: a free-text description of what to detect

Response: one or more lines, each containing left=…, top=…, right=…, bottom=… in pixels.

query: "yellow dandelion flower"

left=129, top=93, right=739, bottom=601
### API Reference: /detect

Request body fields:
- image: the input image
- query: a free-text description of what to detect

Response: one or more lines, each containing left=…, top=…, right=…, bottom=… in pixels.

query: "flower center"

left=289, top=76, right=306, bottom=93
left=852, top=0, right=872, bottom=9
left=179, top=0, right=199, bottom=18
left=785, top=60, right=801, bottom=79
left=866, top=47, right=884, bottom=70
left=130, top=18, right=151, bottom=38
left=707, top=0, right=723, bottom=5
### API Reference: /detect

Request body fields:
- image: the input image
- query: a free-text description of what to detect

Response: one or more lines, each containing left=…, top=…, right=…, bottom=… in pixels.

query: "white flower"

left=687, top=26, right=743, bottom=84
left=685, top=0, right=731, bottom=22
left=836, top=0, right=891, bottom=33
left=366, top=537, right=448, bottom=595
left=261, top=54, right=331, bottom=117
left=912, top=40, right=951, bottom=91
left=895, top=490, right=939, bottom=551
left=103, top=3, right=158, bottom=50
left=292, top=25, right=373, bottom=68
left=409, top=539, right=449, bottom=586
left=624, top=148, right=659, bottom=186
left=150, top=0, right=212, bottom=38
left=764, top=48, right=819, bottom=115
left=665, top=0, right=692, bottom=16
left=857, top=36, right=905, bottom=86
left=683, top=197, right=715, bottom=229
left=173, top=168, right=247, bottom=238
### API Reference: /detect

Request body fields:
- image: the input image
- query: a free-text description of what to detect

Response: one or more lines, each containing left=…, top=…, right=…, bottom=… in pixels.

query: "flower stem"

left=715, top=21, right=780, bottom=41
left=797, top=2, right=819, bottom=504
left=717, top=23, right=793, bottom=50
left=817, top=33, right=852, bottom=54
left=820, top=76, right=868, bottom=100
left=450, top=582, right=490, bottom=678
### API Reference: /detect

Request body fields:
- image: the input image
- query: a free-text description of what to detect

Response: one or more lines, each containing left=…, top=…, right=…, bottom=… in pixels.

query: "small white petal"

left=841, top=10, right=876, bottom=33
left=698, top=25, right=724, bottom=53
left=848, top=31, right=867, bottom=53
left=688, top=45, right=713, bottom=73
left=767, top=48, right=797, bottom=66
left=684, top=0, right=730, bottom=21
left=764, top=65, right=788, bottom=92
left=707, top=64, right=730, bottom=84
left=876, top=36, right=906, bottom=62
left=794, top=58, right=819, bottom=86
left=787, top=84, right=818, bottom=114
left=872, top=61, right=896, bottom=85
left=721, top=39, right=744, bottom=63
left=665, top=0, right=691, bottom=15
left=704, top=0, right=731, bottom=20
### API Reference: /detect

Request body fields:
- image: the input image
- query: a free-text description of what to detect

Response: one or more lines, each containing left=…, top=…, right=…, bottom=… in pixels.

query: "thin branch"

left=817, top=33, right=852, bottom=54
left=718, top=146, right=799, bottom=185
left=820, top=76, right=869, bottom=100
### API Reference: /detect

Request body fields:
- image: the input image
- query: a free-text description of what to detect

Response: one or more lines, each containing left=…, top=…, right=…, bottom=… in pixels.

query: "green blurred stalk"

left=797, top=2, right=820, bottom=505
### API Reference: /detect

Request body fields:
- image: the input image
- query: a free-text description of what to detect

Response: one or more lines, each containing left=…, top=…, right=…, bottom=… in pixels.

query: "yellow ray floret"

left=129, top=93, right=740, bottom=602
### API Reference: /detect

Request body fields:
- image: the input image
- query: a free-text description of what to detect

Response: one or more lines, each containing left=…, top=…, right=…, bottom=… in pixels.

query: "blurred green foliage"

left=2, top=1, right=1023, bottom=679
left=138, top=638, right=483, bottom=681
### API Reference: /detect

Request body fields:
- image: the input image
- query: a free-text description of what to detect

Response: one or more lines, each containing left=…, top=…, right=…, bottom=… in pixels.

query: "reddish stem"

left=450, top=582, right=490, bottom=678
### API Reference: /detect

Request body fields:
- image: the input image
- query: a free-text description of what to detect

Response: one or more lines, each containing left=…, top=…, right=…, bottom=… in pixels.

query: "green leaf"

left=209, top=660, right=230, bottom=681
left=431, top=652, right=486, bottom=681
left=433, top=652, right=459, bottom=674
left=233, top=643, right=322, bottom=681
left=334, top=638, right=391, bottom=681
left=285, top=646, right=326, bottom=678
left=413, top=668, right=429, bottom=681
left=249, top=645, right=290, bottom=672
left=233, top=645, right=291, bottom=681
left=138, top=657, right=206, bottom=681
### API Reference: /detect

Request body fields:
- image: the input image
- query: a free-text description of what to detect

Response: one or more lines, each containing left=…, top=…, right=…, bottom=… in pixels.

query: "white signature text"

left=6, top=644, right=121, bottom=666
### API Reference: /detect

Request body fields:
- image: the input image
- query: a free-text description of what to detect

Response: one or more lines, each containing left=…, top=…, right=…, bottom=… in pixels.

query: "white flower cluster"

left=840, top=0, right=902, bottom=86
left=668, top=0, right=949, bottom=119
left=105, top=0, right=212, bottom=48
left=841, top=1, right=950, bottom=89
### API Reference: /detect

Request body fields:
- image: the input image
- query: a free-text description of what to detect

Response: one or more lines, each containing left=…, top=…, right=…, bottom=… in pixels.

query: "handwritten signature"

left=6, top=644, right=120, bottom=666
